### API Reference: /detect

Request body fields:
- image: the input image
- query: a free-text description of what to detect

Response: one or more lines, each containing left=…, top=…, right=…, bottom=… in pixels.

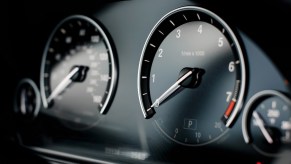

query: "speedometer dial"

left=137, top=6, right=246, bottom=146
left=40, top=15, right=118, bottom=130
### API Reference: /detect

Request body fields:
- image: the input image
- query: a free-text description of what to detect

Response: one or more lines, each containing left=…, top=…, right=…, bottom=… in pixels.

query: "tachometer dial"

left=40, top=15, right=118, bottom=130
left=137, top=6, right=246, bottom=146
left=242, top=90, right=291, bottom=156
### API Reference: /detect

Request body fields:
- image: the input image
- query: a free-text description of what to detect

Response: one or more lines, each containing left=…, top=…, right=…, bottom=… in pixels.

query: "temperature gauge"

left=242, top=90, right=291, bottom=156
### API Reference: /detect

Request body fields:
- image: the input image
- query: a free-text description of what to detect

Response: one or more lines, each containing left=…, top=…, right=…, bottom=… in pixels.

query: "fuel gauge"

left=242, top=90, right=291, bottom=157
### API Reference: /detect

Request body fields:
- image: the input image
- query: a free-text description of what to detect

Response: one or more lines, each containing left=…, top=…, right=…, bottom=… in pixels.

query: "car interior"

left=1, top=0, right=291, bottom=163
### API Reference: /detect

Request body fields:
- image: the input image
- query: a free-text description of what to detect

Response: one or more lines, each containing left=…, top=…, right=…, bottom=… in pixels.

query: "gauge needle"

left=252, top=111, right=274, bottom=144
left=47, top=66, right=89, bottom=104
left=151, top=68, right=204, bottom=108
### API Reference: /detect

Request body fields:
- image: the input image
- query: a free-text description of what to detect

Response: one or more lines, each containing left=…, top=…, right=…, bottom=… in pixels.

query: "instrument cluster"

left=2, top=0, right=291, bottom=163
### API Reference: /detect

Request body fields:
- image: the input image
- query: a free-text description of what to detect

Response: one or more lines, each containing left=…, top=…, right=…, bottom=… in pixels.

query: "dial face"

left=14, top=78, right=41, bottom=119
left=242, top=90, right=291, bottom=156
left=40, top=15, right=117, bottom=130
left=138, top=6, right=246, bottom=146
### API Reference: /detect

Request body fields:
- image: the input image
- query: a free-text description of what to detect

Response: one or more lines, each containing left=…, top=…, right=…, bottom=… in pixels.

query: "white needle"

left=151, top=70, right=193, bottom=108
left=20, top=89, right=27, bottom=114
left=253, top=111, right=274, bottom=144
left=47, top=67, right=80, bottom=104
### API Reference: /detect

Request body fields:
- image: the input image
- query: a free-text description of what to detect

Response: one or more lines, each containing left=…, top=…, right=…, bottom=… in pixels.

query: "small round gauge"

left=14, top=78, right=41, bottom=119
left=137, top=6, right=246, bottom=146
left=242, top=90, right=291, bottom=156
left=40, top=15, right=118, bottom=130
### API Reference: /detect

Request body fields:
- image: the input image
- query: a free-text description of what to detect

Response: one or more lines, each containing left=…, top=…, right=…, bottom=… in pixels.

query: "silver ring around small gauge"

left=14, top=78, right=41, bottom=119
left=242, top=90, right=291, bottom=157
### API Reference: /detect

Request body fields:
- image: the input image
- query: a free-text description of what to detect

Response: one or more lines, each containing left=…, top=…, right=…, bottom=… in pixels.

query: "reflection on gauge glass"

left=40, top=15, right=118, bottom=130
left=137, top=6, right=246, bottom=146
left=14, top=78, right=41, bottom=119
left=242, top=90, right=291, bottom=157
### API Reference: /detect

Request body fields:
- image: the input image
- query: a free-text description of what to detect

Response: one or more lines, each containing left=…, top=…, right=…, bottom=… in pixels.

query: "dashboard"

left=1, top=0, right=291, bottom=163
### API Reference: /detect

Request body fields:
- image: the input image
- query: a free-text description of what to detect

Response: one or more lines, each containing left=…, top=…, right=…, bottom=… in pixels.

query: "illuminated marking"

left=91, top=62, right=98, bottom=68
left=101, top=74, right=109, bottom=82
left=44, top=73, right=49, bottom=78
left=100, top=53, right=108, bottom=61
left=197, top=13, right=200, bottom=20
left=222, top=28, right=225, bottom=33
left=91, top=35, right=100, bottom=43
left=89, top=55, right=95, bottom=60
left=70, top=49, right=76, bottom=55
left=99, top=103, right=103, bottom=108
left=144, top=60, right=150, bottom=62
left=65, top=36, right=72, bottom=44
left=235, top=60, right=240, bottom=64
left=169, top=20, right=175, bottom=26
left=183, top=14, right=187, bottom=21
left=79, top=29, right=86, bottom=36
left=77, top=21, right=82, bottom=26
left=150, top=43, right=156, bottom=48
left=146, top=107, right=152, bottom=112
left=233, top=80, right=240, bottom=98
left=224, top=100, right=236, bottom=118
left=210, top=18, right=213, bottom=24
left=55, top=54, right=61, bottom=61
left=158, top=30, right=164, bottom=35
left=86, top=87, right=94, bottom=93
left=256, top=161, right=262, bottom=164
left=272, top=101, right=277, bottom=109
left=93, top=95, right=102, bottom=103
left=82, top=45, right=87, bottom=50
left=49, top=48, right=54, bottom=53
left=282, top=121, right=291, bottom=130
left=143, top=93, right=147, bottom=96
left=60, top=28, right=66, bottom=34
left=86, top=48, right=93, bottom=54
left=142, top=76, right=147, bottom=79
left=91, top=70, right=99, bottom=76
left=270, top=118, right=276, bottom=124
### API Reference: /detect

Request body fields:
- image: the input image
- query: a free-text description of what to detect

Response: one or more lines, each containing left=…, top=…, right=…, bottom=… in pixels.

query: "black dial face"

left=138, top=6, right=246, bottom=146
left=40, top=15, right=117, bottom=130
left=242, top=90, right=291, bottom=156
left=14, top=79, right=41, bottom=119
